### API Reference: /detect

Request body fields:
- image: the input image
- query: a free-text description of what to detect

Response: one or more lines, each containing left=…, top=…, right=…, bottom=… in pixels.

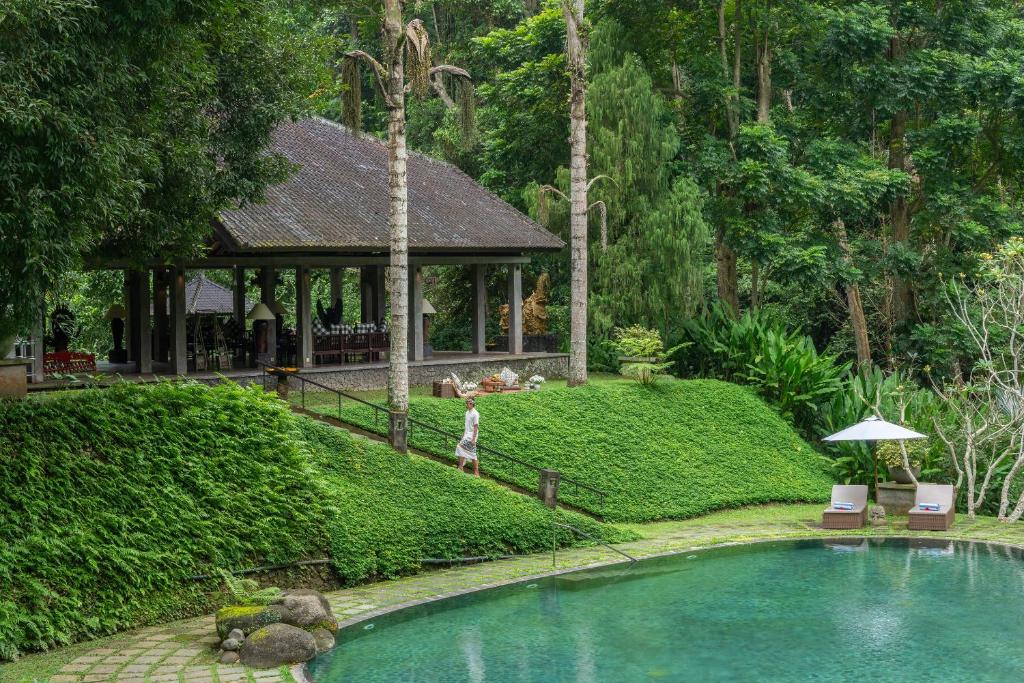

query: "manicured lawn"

left=307, top=378, right=834, bottom=522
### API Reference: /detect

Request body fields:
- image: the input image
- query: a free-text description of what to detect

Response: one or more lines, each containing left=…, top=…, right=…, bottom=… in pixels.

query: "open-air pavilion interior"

left=26, top=118, right=566, bottom=386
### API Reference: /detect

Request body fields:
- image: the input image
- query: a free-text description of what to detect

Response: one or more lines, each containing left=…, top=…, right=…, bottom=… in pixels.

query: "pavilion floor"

left=29, top=351, right=569, bottom=393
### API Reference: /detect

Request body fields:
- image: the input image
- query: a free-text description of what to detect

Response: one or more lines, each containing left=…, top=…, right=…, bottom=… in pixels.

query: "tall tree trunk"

left=715, top=0, right=740, bottom=317
left=750, top=259, right=760, bottom=310
left=756, top=29, right=771, bottom=123
left=835, top=219, right=871, bottom=370
left=563, top=0, right=588, bottom=387
left=887, top=36, right=913, bottom=325
left=384, top=0, right=409, bottom=451
left=716, top=226, right=739, bottom=314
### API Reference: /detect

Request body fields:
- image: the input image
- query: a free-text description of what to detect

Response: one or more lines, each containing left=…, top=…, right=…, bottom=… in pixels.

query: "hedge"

left=0, top=382, right=627, bottom=661
left=332, top=379, right=833, bottom=522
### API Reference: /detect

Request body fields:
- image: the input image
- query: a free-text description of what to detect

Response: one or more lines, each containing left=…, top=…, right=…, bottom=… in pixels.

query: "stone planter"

left=0, top=359, right=31, bottom=399
left=889, top=466, right=921, bottom=485
left=876, top=481, right=917, bottom=514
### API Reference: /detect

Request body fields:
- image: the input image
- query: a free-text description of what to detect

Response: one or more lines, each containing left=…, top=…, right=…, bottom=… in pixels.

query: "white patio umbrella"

left=823, top=415, right=927, bottom=495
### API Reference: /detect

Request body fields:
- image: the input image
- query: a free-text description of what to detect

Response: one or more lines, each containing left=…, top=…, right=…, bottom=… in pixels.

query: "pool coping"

left=292, top=533, right=1024, bottom=683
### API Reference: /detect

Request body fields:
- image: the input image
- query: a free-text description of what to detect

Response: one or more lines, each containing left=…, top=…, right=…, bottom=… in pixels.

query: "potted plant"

left=878, top=440, right=926, bottom=484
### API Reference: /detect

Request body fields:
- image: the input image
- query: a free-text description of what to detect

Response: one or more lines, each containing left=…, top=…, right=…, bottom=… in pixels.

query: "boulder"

left=215, top=604, right=289, bottom=639
left=228, top=628, right=245, bottom=642
left=311, top=627, right=335, bottom=654
left=220, top=651, right=240, bottom=665
left=239, top=623, right=317, bottom=669
left=221, top=637, right=241, bottom=652
left=278, top=589, right=338, bottom=632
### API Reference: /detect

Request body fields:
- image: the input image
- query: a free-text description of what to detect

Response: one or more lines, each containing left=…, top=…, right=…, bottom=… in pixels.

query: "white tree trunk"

left=384, top=0, right=409, bottom=447
left=563, top=0, right=588, bottom=387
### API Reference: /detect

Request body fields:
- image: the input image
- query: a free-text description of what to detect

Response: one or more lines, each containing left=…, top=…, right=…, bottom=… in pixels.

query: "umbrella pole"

left=871, top=441, right=879, bottom=502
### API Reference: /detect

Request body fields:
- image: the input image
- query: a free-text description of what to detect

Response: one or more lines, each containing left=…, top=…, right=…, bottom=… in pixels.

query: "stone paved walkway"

left=7, top=504, right=1024, bottom=683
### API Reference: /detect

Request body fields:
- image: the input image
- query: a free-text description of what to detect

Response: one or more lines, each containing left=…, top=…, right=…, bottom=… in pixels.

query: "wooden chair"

left=369, top=332, right=389, bottom=361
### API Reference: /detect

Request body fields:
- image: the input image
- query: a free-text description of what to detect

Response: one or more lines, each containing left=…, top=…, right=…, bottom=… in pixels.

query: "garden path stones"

left=238, top=623, right=317, bottom=668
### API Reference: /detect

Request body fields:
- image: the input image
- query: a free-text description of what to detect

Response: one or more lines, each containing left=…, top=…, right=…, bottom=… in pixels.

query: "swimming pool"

left=307, top=539, right=1024, bottom=682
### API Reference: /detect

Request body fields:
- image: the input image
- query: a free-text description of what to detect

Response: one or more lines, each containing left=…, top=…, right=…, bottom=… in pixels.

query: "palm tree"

left=342, top=1, right=473, bottom=451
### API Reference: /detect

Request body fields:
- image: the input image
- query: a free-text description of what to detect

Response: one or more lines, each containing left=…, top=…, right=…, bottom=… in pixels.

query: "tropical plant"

left=611, top=325, right=681, bottom=386
left=216, top=570, right=283, bottom=607
left=674, top=304, right=848, bottom=436
left=876, top=441, right=927, bottom=470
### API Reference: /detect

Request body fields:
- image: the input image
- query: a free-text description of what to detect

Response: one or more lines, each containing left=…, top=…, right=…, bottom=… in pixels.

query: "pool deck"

left=6, top=504, right=1024, bottom=683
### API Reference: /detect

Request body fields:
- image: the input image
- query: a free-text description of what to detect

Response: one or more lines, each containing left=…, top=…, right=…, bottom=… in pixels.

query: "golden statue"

left=500, top=272, right=550, bottom=335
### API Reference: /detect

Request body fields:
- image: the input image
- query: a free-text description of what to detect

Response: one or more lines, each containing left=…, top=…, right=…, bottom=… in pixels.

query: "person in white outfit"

left=456, top=396, right=480, bottom=476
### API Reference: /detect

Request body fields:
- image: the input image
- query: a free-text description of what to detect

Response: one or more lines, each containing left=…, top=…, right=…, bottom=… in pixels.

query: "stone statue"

left=870, top=505, right=887, bottom=526
left=500, top=272, right=551, bottom=335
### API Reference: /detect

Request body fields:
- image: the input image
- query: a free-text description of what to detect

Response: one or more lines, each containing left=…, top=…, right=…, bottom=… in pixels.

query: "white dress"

left=456, top=408, right=479, bottom=461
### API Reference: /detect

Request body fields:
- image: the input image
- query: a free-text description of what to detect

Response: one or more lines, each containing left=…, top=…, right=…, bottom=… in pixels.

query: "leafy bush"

left=329, top=379, right=832, bottom=522
left=611, top=325, right=681, bottom=385
left=0, top=383, right=625, bottom=660
left=673, top=304, right=849, bottom=437
left=0, top=382, right=328, bottom=661
left=876, top=440, right=928, bottom=469
left=297, top=419, right=633, bottom=583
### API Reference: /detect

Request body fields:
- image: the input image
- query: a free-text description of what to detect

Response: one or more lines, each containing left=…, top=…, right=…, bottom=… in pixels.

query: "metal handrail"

left=257, top=361, right=608, bottom=510
left=551, top=522, right=637, bottom=566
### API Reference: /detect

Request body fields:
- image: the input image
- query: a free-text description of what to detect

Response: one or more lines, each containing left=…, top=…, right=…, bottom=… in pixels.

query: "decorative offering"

left=526, top=374, right=546, bottom=391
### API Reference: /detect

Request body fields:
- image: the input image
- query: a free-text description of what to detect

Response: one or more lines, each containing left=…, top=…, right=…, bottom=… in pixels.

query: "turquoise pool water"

left=308, top=539, right=1024, bottom=682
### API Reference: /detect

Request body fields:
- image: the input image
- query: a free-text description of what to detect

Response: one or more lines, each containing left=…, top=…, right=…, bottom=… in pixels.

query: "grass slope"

left=0, top=383, right=624, bottom=661
left=330, top=379, right=833, bottom=522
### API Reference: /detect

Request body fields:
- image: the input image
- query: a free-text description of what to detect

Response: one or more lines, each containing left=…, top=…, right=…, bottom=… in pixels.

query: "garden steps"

left=289, top=404, right=603, bottom=519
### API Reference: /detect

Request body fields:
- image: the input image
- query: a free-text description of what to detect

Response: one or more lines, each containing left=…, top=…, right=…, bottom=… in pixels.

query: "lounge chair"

left=907, top=483, right=955, bottom=531
left=822, top=485, right=868, bottom=529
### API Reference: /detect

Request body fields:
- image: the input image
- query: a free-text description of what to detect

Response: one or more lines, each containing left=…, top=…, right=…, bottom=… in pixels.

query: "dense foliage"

left=673, top=304, right=850, bottom=437
left=0, top=0, right=329, bottom=337
left=0, top=383, right=327, bottom=660
left=0, top=382, right=618, bottom=660
left=329, top=379, right=832, bottom=522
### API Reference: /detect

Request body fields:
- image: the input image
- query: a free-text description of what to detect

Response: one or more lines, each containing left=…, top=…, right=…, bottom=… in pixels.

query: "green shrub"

left=673, top=304, right=849, bottom=436
left=297, top=419, right=633, bottom=583
left=0, top=383, right=627, bottom=661
left=329, top=379, right=832, bottom=522
left=876, top=441, right=928, bottom=469
left=611, top=325, right=681, bottom=385
left=0, top=382, right=328, bottom=661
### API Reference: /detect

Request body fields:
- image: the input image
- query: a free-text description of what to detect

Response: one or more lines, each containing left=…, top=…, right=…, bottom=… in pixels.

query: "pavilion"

left=83, top=117, right=565, bottom=382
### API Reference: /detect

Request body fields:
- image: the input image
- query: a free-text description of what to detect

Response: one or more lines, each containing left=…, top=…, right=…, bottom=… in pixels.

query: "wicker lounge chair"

left=907, top=483, right=955, bottom=531
left=822, top=485, right=868, bottom=529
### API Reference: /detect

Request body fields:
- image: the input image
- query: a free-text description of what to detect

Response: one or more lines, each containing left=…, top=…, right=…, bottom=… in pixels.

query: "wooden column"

left=126, top=271, right=138, bottom=363
left=471, top=264, right=487, bottom=354
left=408, top=265, right=424, bottom=361
left=507, top=263, right=523, bottom=355
left=330, top=268, right=344, bottom=306
left=296, top=266, right=312, bottom=368
left=373, top=265, right=386, bottom=322
left=259, top=267, right=277, bottom=363
left=233, top=267, right=246, bottom=327
left=130, top=270, right=152, bottom=374
left=153, top=270, right=169, bottom=363
left=30, top=305, right=44, bottom=383
left=169, top=266, right=187, bottom=375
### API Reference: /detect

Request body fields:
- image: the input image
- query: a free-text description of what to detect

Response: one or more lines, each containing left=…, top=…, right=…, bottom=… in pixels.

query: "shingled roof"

left=218, top=117, right=564, bottom=253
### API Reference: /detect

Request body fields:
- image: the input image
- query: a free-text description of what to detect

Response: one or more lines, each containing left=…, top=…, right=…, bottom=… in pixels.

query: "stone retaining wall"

left=195, top=354, right=568, bottom=392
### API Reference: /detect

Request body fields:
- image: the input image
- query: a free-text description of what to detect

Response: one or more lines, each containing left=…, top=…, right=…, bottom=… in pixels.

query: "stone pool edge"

left=293, top=533, right=1024, bottom=683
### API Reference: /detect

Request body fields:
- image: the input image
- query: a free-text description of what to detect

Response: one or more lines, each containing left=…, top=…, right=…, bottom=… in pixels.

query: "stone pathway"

left=9, top=504, right=1024, bottom=683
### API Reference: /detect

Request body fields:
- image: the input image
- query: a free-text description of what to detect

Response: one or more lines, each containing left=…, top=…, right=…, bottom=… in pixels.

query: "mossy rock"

left=239, top=623, right=317, bottom=669
left=215, top=604, right=289, bottom=639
